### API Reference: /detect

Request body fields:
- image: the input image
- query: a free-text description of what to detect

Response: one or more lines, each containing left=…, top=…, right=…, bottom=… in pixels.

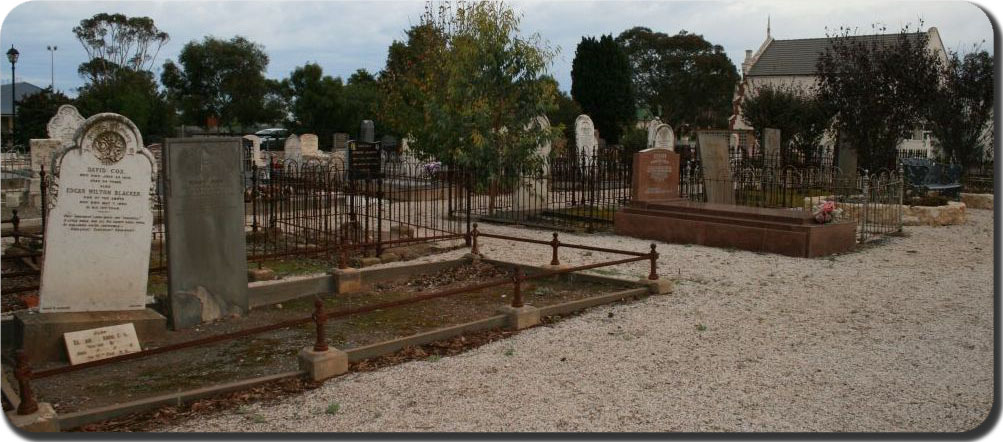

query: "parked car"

left=255, top=128, right=290, bottom=151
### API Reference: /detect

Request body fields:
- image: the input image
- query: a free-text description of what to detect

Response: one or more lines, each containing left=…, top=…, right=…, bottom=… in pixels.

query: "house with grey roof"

left=1, top=81, right=44, bottom=145
left=730, top=27, right=948, bottom=158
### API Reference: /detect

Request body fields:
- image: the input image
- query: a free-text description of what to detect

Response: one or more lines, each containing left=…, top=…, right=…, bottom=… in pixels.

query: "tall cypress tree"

left=570, top=34, right=634, bottom=144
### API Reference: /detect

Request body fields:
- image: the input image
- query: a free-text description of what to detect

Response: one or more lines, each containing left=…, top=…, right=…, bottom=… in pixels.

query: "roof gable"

left=747, top=32, right=926, bottom=77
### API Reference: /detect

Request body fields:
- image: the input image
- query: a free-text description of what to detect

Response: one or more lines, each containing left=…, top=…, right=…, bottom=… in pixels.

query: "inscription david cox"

left=40, top=114, right=156, bottom=313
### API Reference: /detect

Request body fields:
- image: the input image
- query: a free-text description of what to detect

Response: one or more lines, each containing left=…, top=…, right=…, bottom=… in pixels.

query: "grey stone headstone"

left=163, top=138, right=248, bottom=329
left=360, top=120, right=375, bottom=143
left=39, top=113, right=156, bottom=312
left=837, top=135, right=858, bottom=184
left=697, top=132, right=735, bottom=205
left=763, top=128, right=781, bottom=159
left=46, top=104, right=85, bottom=146
left=333, top=133, right=350, bottom=150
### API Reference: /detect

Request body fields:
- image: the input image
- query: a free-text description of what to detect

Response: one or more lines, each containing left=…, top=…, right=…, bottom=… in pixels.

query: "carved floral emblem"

left=93, top=131, right=127, bottom=165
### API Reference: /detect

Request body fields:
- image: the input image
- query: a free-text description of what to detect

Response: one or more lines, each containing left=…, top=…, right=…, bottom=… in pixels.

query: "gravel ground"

left=164, top=209, right=994, bottom=433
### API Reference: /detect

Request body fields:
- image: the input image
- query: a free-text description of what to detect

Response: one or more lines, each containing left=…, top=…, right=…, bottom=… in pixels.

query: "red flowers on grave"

left=812, top=200, right=843, bottom=224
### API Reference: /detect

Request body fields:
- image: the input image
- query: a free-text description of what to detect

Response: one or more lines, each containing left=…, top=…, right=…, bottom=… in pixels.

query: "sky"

left=0, top=0, right=995, bottom=97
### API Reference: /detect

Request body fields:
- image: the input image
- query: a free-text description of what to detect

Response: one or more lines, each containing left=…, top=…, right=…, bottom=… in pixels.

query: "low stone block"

left=379, top=252, right=400, bottom=263
left=247, top=267, right=276, bottom=282
left=330, top=267, right=363, bottom=294
left=961, top=193, right=993, bottom=210
left=6, top=402, right=59, bottom=432
left=496, top=304, right=540, bottom=330
left=639, top=277, right=673, bottom=295
left=298, top=347, right=348, bottom=382
left=15, top=309, right=167, bottom=364
left=358, top=257, right=382, bottom=268
left=4, top=191, right=22, bottom=207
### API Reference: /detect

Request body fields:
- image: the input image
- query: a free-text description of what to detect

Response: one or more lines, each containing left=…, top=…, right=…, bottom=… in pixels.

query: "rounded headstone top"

left=73, top=113, right=146, bottom=167
left=47, top=104, right=86, bottom=145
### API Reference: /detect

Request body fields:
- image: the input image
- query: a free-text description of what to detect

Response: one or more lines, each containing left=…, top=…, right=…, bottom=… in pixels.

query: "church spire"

left=767, top=15, right=771, bottom=39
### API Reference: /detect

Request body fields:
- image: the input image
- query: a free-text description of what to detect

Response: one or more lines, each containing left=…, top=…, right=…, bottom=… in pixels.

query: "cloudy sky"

left=0, top=0, right=995, bottom=96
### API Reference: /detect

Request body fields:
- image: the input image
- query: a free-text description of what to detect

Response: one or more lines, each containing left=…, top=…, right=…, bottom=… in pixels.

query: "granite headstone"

left=631, top=148, right=681, bottom=203
left=163, top=138, right=248, bottom=329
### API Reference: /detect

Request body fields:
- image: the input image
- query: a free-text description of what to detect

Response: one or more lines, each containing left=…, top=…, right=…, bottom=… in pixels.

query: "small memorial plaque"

left=349, top=141, right=382, bottom=179
left=64, top=323, right=141, bottom=365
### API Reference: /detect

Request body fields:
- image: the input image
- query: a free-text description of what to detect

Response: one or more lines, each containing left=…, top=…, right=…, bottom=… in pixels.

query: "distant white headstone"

left=284, top=135, right=302, bottom=163
left=646, top=117, right=662, bottom=148
left=40, top=113, right=156, bottom=312
left=47, top=104, right=85, bottom=146
left=300, top=133, right=319, bottom=156
left=574, top=114, right=597, bottom=159
left=242, top=135, right=265, bottom=167
left=653, top=124, right=675, bottom=151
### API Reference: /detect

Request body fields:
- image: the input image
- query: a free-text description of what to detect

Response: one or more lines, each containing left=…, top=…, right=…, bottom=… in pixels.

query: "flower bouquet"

left=812, top=200, right=843, bottom=224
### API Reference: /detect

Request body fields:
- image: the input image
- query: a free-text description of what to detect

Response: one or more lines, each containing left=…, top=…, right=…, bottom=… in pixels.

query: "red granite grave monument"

left=614, top=140, right=855, bottom=258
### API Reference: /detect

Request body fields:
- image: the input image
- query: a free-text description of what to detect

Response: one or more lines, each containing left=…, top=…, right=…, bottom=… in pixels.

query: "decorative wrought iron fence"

left=468, top=151, right=632, bottom=232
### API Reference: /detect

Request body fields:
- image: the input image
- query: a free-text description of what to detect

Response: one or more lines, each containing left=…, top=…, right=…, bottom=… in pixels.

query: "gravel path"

left=165, top=210, right=994, bottom=432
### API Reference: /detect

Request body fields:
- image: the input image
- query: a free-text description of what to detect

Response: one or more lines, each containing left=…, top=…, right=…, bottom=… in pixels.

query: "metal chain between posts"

left=648, top=243, right=659, bottom=280
left=511, top=266, right=524, bottom=308
left=15, top=350, right=38, bottom=415
left=550, top=232, right=560, bottom=266
left=312, top=298, right=329, bottom=352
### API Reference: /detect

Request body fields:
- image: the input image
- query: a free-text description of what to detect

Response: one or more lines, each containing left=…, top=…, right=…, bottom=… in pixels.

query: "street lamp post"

left=46, top=45, right=56, bottom=90
left=6, top=45, right=19, bottom=149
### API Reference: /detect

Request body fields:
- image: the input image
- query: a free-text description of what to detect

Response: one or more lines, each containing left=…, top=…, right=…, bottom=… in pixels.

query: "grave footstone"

left=697, top=132, right=735, bottom=205
left=163, top=138, right=249, bottom=329
left=16, top=113, right=166, bottom=363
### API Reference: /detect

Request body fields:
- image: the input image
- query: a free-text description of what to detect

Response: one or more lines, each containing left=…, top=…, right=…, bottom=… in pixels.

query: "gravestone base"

left=330, top=268, right=363, bottom=294
left=298, top=347, right=348, bottom=382
left=6, top=402, right=59, bottom=432
left=639, top=278, right=673, bottom=295
left=15, top=309, right=166, bottom=364
left=462, top=253, right=483, bottom=264
left=497, top=304, right=540, bottom=330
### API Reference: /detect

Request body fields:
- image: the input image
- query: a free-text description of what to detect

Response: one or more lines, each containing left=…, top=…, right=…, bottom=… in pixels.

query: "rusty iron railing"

left=9, top=229, right=659, bottom=415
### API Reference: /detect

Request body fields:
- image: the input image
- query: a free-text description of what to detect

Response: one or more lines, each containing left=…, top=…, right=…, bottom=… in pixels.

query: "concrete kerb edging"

left=44, top=257, right=662, bottom=430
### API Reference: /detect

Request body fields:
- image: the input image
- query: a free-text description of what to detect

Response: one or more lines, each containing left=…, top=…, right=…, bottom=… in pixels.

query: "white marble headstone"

left=47, top=104, right=86, bottom=146
left=653, top=124, right=675, bottom=151
left=646, top=118, right=663, bottom=148
left=300, top=133, right=319, bottom=156
left=39, top=113, right=156, bottom=312
left=242, top=135, right=265, bottom=167
left=284, top=135, right=302, bottom=163
left=574, top=114, right=597, bottom=159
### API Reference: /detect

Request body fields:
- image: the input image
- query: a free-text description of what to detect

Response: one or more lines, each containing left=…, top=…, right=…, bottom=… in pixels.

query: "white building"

left=730, top=25, right=949, bottom=159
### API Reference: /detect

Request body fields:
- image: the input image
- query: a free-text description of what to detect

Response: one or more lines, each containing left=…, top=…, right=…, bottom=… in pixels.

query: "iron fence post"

left=39, top=165, right=47, bottom=236
left=14, top=350, right=38, bottom=415
left=376, top=177, right=384, bottom=257
left=648, top=243, right=659, bottom=280
left=550, top=232, right=560, bottom=266
left=511, top=266, right=524, bottom=308
left=470, top=223, right=480, bottom=256
left=11, top=209, right=19, bottom=245
left=897, top=162, right=904, bottom=232
left=860, top=169, right=870, bottom=242
left=251, top=163, right=259, bottom=233
left=312, top=298, right=329, bottom=352
left=465, top=172, right=472, bottom=246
